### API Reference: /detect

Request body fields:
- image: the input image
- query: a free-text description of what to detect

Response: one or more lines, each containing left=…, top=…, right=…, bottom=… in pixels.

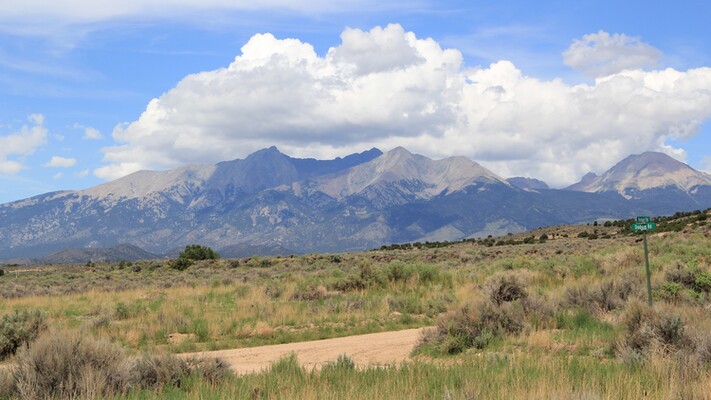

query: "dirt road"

left=182, top=328, right=428, bottom=375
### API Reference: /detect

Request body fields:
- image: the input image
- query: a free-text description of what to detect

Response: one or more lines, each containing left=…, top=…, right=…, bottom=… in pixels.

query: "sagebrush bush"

left=264, top=283, right=284, bottom=299
left=12, top=332, right=132, bottom=399
left=427, top=299, right=526, bottom=354
left=564, top=277, right=638, bottom=314
left=132, top=354, right=189, bottom=389
left=291, top=282, right=327, bottom=301
left=485, top=273, right=528, bottom=305
left=4, top=332, right=231, bottom=399
left=0, top=309, right=48, bottom=359
left=616, top=302, right=693, bottom=364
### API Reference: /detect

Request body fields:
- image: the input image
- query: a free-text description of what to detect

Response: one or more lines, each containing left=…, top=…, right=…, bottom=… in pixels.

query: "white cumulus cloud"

left=0, top=114, right=48, bottom=174
left=83, top=127, right=102, bottom=140
left=73, top=123, right=103, bottom=140
left=563, top=30, right=662, bottom=78
left=96, top=25, right=711, bottom=187
left=43, top=156, right=77, bottom=168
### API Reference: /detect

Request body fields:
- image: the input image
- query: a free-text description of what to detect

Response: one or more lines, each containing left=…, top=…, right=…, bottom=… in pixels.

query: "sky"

left=1, top=0, right=711, bottom=204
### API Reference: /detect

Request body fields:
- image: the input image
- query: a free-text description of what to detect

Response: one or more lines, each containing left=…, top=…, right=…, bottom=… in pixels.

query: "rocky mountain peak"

left=314, top=148, right=506, bottom=200
left=567, top=151, right=711, bottom=196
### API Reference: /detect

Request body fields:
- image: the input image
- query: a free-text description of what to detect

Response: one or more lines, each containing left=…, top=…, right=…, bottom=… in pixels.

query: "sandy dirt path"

left=181, top=327, right=428, bottom=375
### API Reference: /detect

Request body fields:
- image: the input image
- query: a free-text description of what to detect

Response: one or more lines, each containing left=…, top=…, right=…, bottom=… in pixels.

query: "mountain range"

left=1, top=147, right=710, bottom=262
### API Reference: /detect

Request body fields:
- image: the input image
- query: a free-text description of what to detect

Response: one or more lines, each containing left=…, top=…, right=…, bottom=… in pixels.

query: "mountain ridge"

left=1, top=148, right=709, bottom=260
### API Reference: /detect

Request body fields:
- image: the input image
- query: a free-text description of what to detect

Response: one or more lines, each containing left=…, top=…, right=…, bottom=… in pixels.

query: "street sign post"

left=632, top=217, right=656, bottom=306
left=631, top=222, right=657, bottom=231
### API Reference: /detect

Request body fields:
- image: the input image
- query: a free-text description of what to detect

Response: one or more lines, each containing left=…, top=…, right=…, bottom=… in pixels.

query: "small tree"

left=171, top=244, right=219, bottom=270
left=180, top=244, right=219, bottom=261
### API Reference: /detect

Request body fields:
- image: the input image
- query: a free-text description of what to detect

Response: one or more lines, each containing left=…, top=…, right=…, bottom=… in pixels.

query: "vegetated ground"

left=0, top=210, right=710, bottom=399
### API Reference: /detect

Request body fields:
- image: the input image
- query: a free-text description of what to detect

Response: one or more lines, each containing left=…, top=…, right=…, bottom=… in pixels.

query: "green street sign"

left=631, top=222, right=657, bottom=231
left=632, top=218, right=656, bottom=306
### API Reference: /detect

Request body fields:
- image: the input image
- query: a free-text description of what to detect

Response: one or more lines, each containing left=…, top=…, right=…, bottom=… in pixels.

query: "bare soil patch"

left=181, top=328, right=427, bottom=375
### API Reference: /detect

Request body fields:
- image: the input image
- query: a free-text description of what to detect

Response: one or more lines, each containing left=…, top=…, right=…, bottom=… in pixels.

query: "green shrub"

left=114, top=302, right=132, bottom=320
left=171, top=257, right=194, bottom=271
left=179, top=244, right=219, bottom=261
left=694, top=271, right=711, bottom=292
left=171, top=244, right=219, bottom=270
left=387, top=293, right=424, bottom=314
left=270, top=353, right=304, bottom=378
left=0, top=309, right=48, bottom=359
left=0, top=269, right=4, bottom=277
left=191, top=318, right=210, bottom=342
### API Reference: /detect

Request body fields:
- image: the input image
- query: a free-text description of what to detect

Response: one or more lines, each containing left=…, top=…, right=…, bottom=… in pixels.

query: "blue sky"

left=1, top=0, right=710, bottom=203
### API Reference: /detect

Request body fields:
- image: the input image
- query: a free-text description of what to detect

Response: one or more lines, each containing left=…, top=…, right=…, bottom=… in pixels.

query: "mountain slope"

left=507, top=177, right=549, bottom=190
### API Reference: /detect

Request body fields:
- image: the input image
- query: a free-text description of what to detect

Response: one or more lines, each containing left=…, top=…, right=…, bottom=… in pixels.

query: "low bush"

left=12, top=332, right=132, bottom=399
left=485, top=273, right=527, bottom=305
left=0, top=309, right=48, bottom=359
left=616, top=302, right=692, bottom=364
left=4, top=332, right=231, bottom=399
left=171, top=257, right=194, bottom=271
left=291, top=282, right=327, bottom=301
left=264, top=283, right=284, bottom=299
left=425, top=299, right=526, bottom=354
left=564, top=278, right=637, bottom=314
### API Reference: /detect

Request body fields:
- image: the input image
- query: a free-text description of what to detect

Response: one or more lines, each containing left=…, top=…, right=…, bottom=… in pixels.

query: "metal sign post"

left=631, top=216, right=656, bottom=306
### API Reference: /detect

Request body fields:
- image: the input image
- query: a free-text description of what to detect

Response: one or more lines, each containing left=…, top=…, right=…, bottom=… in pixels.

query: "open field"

left=1, top=210, right=711, bottom=398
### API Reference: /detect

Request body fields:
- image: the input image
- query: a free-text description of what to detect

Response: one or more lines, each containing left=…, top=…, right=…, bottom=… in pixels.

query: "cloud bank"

left=97, top=25, right=711, bottom=187
left=0, top=114, right=48, bottom=174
